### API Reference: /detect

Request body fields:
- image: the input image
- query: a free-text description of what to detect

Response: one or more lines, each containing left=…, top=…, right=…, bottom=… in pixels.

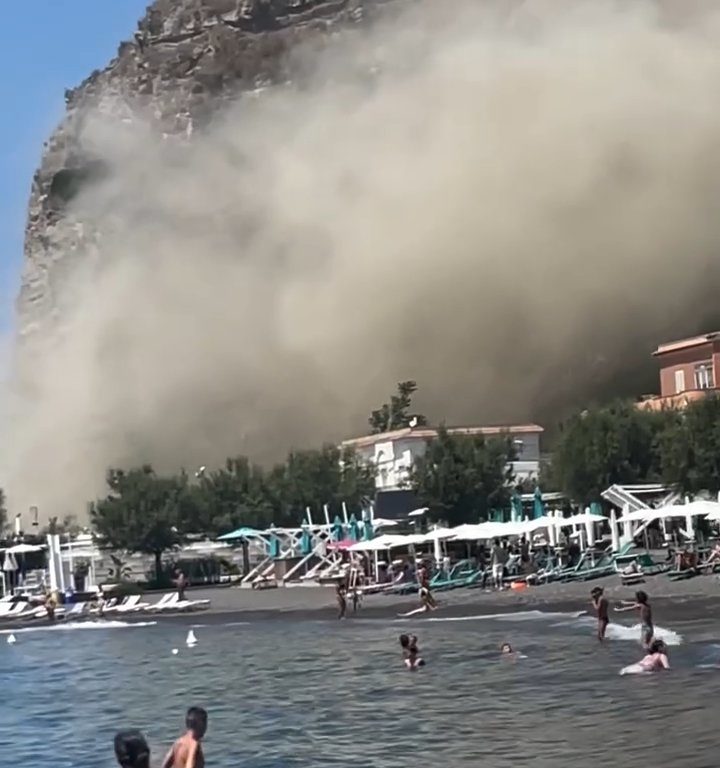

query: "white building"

left=341, top=424, right=543, bottom=490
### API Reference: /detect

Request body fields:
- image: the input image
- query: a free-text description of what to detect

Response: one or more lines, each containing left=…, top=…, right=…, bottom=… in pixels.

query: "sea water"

left=0, top=610, right=715, bottom=768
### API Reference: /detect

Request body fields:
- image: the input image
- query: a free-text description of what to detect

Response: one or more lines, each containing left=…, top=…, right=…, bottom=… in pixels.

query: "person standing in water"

left=162, top=707, right=208, bottom=768
left=615, top=590, right=654, bottom=648
left=115, top=731, right=151, bottom=768
left=336, top=582, right=347, bottom=619
left=399, top=633, right=425, bottom=669
left=415, top=560, right=437, bottom=612
left=591, top=587, right=609, bottom=641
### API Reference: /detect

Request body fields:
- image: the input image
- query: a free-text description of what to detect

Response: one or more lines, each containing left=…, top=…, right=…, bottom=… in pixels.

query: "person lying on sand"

left=162, top=707, right=208, bottom=768
left=114, top=730, right=151, bottom=768
left=615, top=590, right=653, bottom=648
left=400, top=633, right=425, bottom=670
left=591, top=587, right=609, bottom=641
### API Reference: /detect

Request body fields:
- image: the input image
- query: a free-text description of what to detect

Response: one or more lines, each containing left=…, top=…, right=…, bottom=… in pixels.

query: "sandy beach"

left=143, top=571, right=720, bottom=625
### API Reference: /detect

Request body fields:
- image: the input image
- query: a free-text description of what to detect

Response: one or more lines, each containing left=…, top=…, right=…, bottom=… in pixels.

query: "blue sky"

left=0, top=1, right=150, bottom=332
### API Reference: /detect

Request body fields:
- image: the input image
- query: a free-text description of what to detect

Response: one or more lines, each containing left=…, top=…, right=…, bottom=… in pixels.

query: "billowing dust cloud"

left=6, top=0, right=720, bottom=519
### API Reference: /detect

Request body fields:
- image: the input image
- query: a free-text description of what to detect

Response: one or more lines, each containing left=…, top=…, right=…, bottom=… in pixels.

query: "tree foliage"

left=90, top=447, right=376, bottom=558
left=91, top=465, right=188, bottom=578
left=548, top=395, right=720, bottom=501
left=657, top=394, right=720, bottom=495
left=548, top=401, right=668, bottom=502
left=369, top=380, right=428, bottom=434
left=409, top=426, right=516, bottom=526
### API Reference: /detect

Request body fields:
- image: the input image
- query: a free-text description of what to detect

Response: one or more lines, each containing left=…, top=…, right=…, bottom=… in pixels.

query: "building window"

left=694, top=362, right=714, bottom=390
left=674, top=369, right=686, bottom=394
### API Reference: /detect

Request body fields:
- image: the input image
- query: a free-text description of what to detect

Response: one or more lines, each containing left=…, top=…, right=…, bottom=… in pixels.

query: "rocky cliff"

left=19, top=0, right=405, bottom=337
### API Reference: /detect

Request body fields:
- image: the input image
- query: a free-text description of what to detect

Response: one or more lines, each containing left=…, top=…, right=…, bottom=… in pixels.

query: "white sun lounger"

left=151, top=593, right=210, bottom=613
left=144, top=593, right=176, bottom=612
left=112, top=594, right=151, bottom=613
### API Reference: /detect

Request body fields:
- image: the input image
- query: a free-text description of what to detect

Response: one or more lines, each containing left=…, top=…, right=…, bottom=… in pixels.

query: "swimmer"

left=638, top=639, right=670, bottom=672
left=336, top=582, right=347, bottom=619
left=114, top=730, right=151, bottom=768
left=615, top=590, right=654, bottom=648
left=591, top=586, right=609, bottom=641
left=500, top=642, right=513, bottom=654
left=162, top=707, right=208, bottom=768
left=399, top=633, right=425, bottom=670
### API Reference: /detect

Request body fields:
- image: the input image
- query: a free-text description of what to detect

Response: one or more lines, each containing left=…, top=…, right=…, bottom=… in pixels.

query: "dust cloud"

left=6, top=0, right=720, bottom=520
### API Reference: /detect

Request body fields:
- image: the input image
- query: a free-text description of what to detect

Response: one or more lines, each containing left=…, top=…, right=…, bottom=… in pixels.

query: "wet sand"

left=146, top=571, right=720, bottom=624
left=3, top=572, right=718, bottom=629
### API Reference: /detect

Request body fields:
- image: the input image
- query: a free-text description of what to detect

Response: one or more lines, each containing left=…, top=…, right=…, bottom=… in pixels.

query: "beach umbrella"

left=533, top=487, right=545, bottom=520
left=609, top=509, right=620, bottom=552
left=371, top=518, right=398, bottom=529
left=7, top=543, right=43, bottom=554
left=348, top=514, right=361, bottom=542
left=332, top=515, right=344, bottom=541
left=362, top=516, right=374, bottom=540
left=300, top=525, right=313, bottom=556
left=217, top=526, right=259, bottom=541
left=511, top=492, right=523, bottom=523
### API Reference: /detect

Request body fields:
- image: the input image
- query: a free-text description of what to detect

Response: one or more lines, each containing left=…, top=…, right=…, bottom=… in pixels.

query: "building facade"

left=639, top=332, right=720, bottom=410
left=341, top=424, right=544, bottom=491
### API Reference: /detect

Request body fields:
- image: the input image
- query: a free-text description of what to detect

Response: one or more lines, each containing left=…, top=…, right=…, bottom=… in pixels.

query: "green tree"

left=268, top=445, right=376, bottom=522
left=658, top=394, right=720, bottom=495
left=409, top=426, right=516, bottom=526
left=369, top=380, right=428, bottom=434
left=187, top=456, right=277, bottom=537
left=91, top=465, right=187, bottom=580
left=548, top=401, right=670, bottom=502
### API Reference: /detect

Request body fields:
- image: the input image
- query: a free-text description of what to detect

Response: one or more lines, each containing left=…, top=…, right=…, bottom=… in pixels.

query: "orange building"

left=638, top=332, right=720, bottom=410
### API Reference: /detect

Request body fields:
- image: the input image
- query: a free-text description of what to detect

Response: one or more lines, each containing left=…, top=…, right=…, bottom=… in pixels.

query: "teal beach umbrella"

left=332, top=515, right=344, bottom=541
left=511, top=492, right=523, bottom=522
left=300, top=525, right=313, bottom=555
left=363, top=515, right=373, bottom=541
left=533, top=487, right=545, bottom=520
left=348, top=514, right=361, bottom=541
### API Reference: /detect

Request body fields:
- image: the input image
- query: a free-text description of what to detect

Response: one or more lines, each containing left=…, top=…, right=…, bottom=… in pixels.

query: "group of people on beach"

left=114, top=706, right=208, bottom=768
left=591, top=586, right=670, bottom=672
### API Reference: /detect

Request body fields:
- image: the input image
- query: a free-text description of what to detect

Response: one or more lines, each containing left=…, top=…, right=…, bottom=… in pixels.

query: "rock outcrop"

left=19, top=0, right=405, bottom=338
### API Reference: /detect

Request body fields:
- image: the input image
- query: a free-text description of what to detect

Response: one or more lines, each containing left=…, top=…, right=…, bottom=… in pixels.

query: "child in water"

left=591, top=587, right=609, bottom=641
left=615, top=590, right=654, bottom=648
left=162, top=707, right=208, bottom=768
left=638, top=639, right=670, bottom=672
left=399, top=634, right=425, bottom=670
left=114, top=731, right=151, bottom=768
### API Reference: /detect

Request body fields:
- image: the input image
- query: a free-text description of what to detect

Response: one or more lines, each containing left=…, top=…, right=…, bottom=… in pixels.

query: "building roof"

left=653, top=332, right=720, bottom=357
left=341, top=424, right=544, bottom=449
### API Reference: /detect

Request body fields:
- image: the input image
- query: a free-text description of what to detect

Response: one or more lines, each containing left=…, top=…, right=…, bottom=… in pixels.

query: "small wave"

left=605, top=622, right=683, bottom=645
left=425, top=610, right=586, bottom=623
left=0, top=620, right=157, bottom=635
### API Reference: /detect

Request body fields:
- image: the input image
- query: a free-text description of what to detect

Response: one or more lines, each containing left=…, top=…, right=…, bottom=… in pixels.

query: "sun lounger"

left=149, top=593, right=210, bottom=612
left=145, top=593, right=178, bottom=612
left=108, top=594, right=150, bottom=613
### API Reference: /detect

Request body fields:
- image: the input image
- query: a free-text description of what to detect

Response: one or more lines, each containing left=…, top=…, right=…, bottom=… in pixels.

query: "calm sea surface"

left=1, top=607, right=717, bottom=768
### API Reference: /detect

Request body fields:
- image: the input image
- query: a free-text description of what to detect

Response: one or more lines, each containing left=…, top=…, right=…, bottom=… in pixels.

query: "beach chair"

left=110, top=594, right=150, bottom=613
left=144, top=592, right=178, bottom=612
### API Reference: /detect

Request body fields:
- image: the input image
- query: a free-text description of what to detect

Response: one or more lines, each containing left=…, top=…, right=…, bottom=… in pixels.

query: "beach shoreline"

left=3, top=573, right=718, bottom=629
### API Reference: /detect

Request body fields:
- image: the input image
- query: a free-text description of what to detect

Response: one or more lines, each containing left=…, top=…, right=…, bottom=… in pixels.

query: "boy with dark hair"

left=162, top=707, right=208, bottom=768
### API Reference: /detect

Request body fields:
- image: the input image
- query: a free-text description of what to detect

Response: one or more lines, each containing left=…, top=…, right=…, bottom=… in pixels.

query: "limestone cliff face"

left=19, top=0, right=402, bottom=338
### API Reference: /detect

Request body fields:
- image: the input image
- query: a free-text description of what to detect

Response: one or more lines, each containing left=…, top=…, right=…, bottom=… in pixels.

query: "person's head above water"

left=591, top=587, right=604, bottom=599
left=500, top=642, right=513, bottom=654
left=635, top=590, right=649, bottom=605
left=186, top=707, right=208, bottom=740
left=399, top=634, right=410, bottom=648
left=114, top=730, right=150, bottom=768
left=649, top=639, right=667, bottom=654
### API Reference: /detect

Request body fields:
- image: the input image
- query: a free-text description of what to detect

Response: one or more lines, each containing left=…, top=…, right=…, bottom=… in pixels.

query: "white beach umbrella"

left=371, top=518, right=399, bottom=529
left=7, top=543, right=44, bottom=554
